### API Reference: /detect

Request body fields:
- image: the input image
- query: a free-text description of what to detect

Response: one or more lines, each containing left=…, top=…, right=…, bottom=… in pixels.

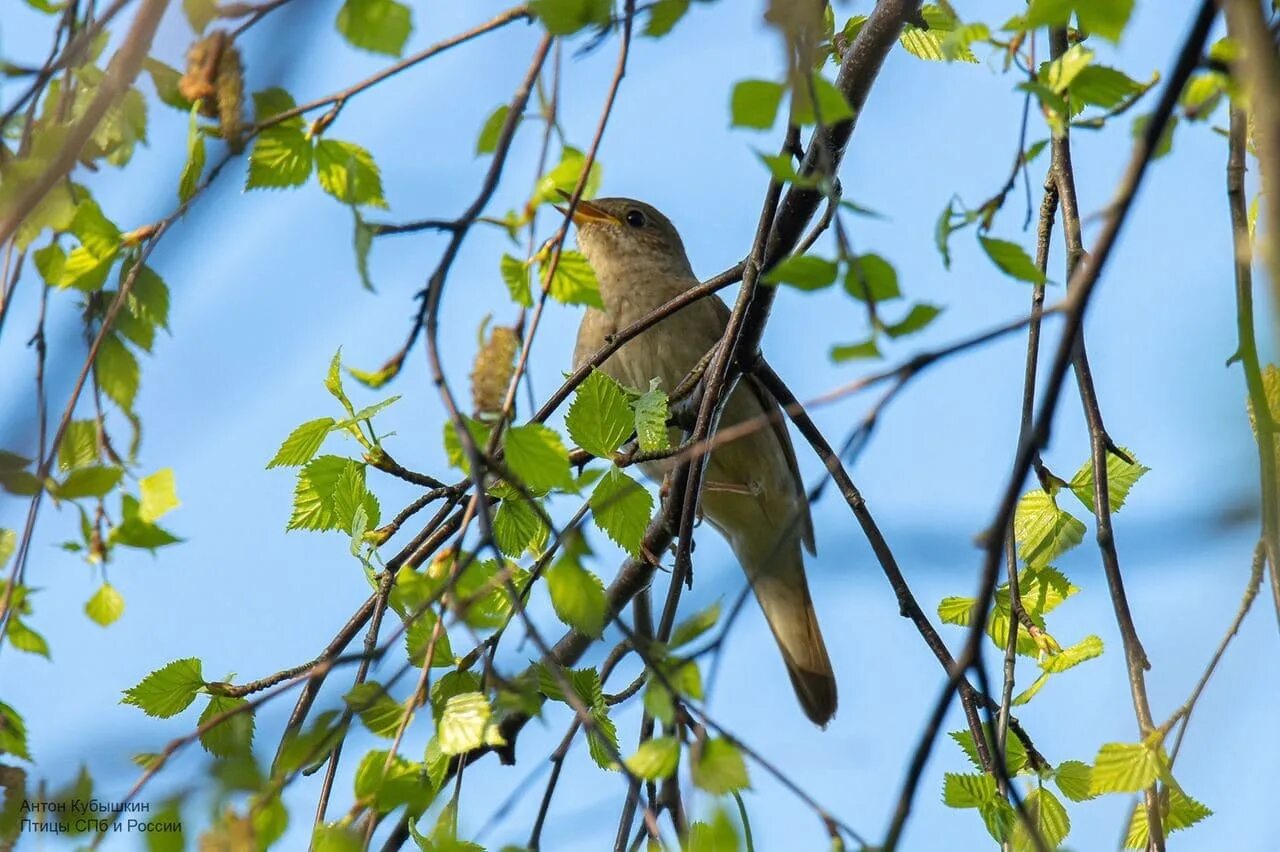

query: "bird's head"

left=555, top=195, right=695, bottom=285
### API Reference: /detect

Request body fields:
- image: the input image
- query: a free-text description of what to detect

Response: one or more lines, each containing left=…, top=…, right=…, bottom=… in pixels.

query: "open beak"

left=553, top=190, right=618, bottom=226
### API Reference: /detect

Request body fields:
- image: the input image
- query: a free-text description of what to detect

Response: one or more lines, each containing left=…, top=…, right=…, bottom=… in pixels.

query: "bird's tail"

left=732, top=525, right=837, bottom=727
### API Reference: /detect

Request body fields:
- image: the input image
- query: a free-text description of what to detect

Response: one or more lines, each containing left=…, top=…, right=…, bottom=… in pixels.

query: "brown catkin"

left=215, top=42, right=245, bottom=152
left=178, top=32, right=224, bottom=113
left=470, top=324, right=519, bottom=419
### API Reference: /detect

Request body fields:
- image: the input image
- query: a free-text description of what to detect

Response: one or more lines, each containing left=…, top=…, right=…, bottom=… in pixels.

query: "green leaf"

left=131, top=263, right=170, bottom=330
left=792, top=75, right=854, bottom=126
left=1123, top=784, right=1213, bottom=849
left=345, top=682, right=406, bottom=738
left=533, top=146, right=603, bottom=205
left=0, top=528, right=16, bottom=568
left=315, top=139, right=387, bottom=208
left=632, top=379, right=670, bottom=452
left=336, top=0, right=412, bottom=56
left=493, top=497, right=549, bottom=557
left=289, top=456, right=365, bottom=532
left=85, top=583, right=125, bottom=627
left=762, top=254, right=838, bottom=290
left=55, top=465, right=122, bottom=499
left=830, top=338, right=881, bottom=362
left=1068, top=448, right=1148, bottom=513
left=351, top=209, right=376, bottom=291
left=405, top=608, right=454, bottom=668
left=182, top=0, right=217, bottom=32
left=139, top=468, right=180, bottom=522
left=1090, top=739, right=1169, bottom=795
left=1075, top=0, right=1134, bottom=42
left=476, top=104, right=512, bottom=155
left=500, top=253, right=532, bottom=307
left=199, top=695, right=254, bottom=758
left=589, top=467, right=653, bottom=556
left=144, top=58, right=192, bottom=110
left=1040, top=44, right=1093, bottom=94
left=1054, top=760, right=1097, bottom=802
left=1013, top=489, right=1085, bottom=567
left=943, top=772, right=998, bottom=807
left=948, top=726, right=1029, bottom=776
left=645, top=0, right=690, bottom=36
left=1132, top=112, right=1177, bottom=160
left=542, top=250, right=603, bottom=308
left=1039, top=634, right=1103, bottom=673
left=545, top=557, right=607, bottom=637
left=566, top=370, right=635, bottom=458
left=979, top=236, right=1046, bottom=285
left=624, top=736, right=680, bottom=780
left=247, top=94, right=313, bottom=191
left=901, top=6, right=978, bottom=63
left=59, top=200, right=121, bottom=291
left=95, top=333, right=140, bottom=412
left=325, top=350, right=355, bottom=415
left=504, top=423, right=573, bottom=493
left=268, top=418, right=336, bottom=469
left=111, top=493, right=183, bottom=550
left=531, top=0, right=611, bottom=35
left=354, top=750, right=433, bottom=816
left=443, top=416, right=492, bottom=476
left=669, top=600, right=721, bottom=649
left=0, top=701, right=31, bottom=760
left=884, top=303, right=942, bottom=338
left=7, top=619, right=49, bottom=657
left=1012, top=787, right=1070, bottom=852
left=179, top=102, right=206, bottom=202
left=730, top=80, right=786, bottom=130
left=843, top=253, right=901, bottom=302
left=437, top=692, right=505, bottom=755
left=1071, top=65, right=1144, bottom=110
left=692, top=738, right=749, bottom=794
left=121, top=658, right=204, bottom=718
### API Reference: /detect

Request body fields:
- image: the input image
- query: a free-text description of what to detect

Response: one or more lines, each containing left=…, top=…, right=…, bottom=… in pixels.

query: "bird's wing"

left=573, top=307, right=616, bottom=372
left=708, top=297, right=816, bottom=555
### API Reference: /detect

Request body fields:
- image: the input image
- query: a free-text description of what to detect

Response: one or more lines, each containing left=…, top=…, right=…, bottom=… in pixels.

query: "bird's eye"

left=625, top=209, right=646, bottom=228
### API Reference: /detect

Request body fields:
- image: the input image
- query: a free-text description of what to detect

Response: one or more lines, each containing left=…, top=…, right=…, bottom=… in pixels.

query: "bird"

left=563, top=196, right=837, bottom=726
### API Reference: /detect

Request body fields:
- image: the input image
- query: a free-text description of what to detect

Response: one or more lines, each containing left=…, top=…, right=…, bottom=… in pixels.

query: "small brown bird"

left=565, top=196, right=837, bottom=726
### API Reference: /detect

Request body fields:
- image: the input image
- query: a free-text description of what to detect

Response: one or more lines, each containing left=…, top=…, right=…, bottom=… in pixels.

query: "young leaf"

left=121, top=658, right=204, bottom=718
left=545, top=557, right=607, bottom=637
left=268, top=418, right=336, bottom=468
left=139, top=468, right=180, bottom=522
left=437, top=692, right=505, bottom=755
left=55, top=465, right=123, bottom=500
left=530, top=0, right=611, bottom=35
left=979, top=236, right=1047, bottom=285
left=503, top=423, right=573, bottom=493
left=1013, top=489, right=1085, bottom=567
left=336, top=0, right=412, bottom=56
left=730, top=79, right=786, bottom=130
left=345, top=682, right=406, bottom=738
left=631, top=380, right=670, bottom=452
left=179, top=102, right=206, bottom=202
left=476, top=104, right=512, bottom=155
left=830, top=338, right=881, bottom=362
left=645, top=0, right=690, bottom=36
left=1067, top=447, right=1148, bottom=513
left=315, top=139, right=387, bottom=208
left=692, top=738, right=750, bottom=794
left=762, top=254, right=838, bottom=290
left=95, top=333, right=140, bottom=412
left=493, top=497, right=549, bottom=557
left=199, top=695, right=254, bottom=758
left=85, top=583, right=125, bottom=627
left=884, top=303, right=942, bottom=338
left=1054, top=760, right=1097, bottom=802
left=791, top=75, right=854, bottom=126
left=624, top=736, right=680, bottom=780
left=566, top=370, right=635, bottom=458
left=843, top=253, right=901, bottom=302
left=500, top=253, right=532, bottom=307
left=289, top=456, right=364, bottom=532
left=247, top=126, right=313, bottom=189
left=0, top=701, right=31, bottom=760
left=1011, top=787, right=1070, bottom=852
left=542, top=250, right=604, bottom=307
left=589, top=467, right=653, bottom=555
left=1089, top=739, right=1169, bottom=795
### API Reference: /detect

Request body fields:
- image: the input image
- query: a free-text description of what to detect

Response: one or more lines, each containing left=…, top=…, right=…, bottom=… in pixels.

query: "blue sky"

left=2, top=1, right=1278, bottom=849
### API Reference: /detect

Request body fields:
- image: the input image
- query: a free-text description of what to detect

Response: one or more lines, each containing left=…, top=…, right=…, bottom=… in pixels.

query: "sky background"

left=2, top=0, right=1278, bottom=850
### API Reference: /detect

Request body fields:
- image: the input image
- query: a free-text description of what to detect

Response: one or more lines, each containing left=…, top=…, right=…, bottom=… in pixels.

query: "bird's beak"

left=553, top=190, right=619, bottom=226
